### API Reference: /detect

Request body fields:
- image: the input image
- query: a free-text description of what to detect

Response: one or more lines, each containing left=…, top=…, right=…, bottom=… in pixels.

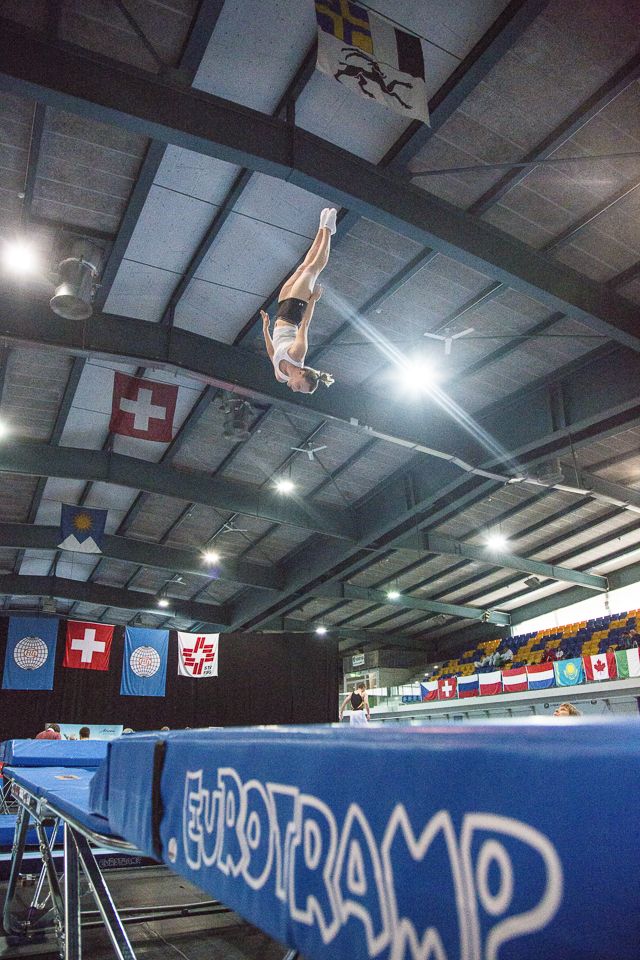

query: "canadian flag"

left=177, top=632, right=219, bottom=678
left=110, top=372, right=178, bottom=442
left=583, top=651, right=617, bottom=682
left=63, top=621, right=113, bottom=671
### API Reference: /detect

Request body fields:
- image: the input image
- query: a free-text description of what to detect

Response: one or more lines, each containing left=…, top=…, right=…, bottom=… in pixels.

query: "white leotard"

left=272, top=321, right=304, bottom=383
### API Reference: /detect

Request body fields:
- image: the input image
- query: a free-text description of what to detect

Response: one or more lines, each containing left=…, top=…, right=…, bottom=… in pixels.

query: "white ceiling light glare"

left=274, top=477, right=295, bottom=494
left=2, top=238, right=39, bottom=276
left=387, top=588, right=401, bottom=600
left=395, top=355, right=439, bottom=397
left=315, top=625, right=328, bottom=636
left=485, top=530, right=509, bottom=551
left=0, top=420, right=9, bottom=440
left=157, top=596, right=170, bottom=608
left=202, top=549, right=221, bottom=565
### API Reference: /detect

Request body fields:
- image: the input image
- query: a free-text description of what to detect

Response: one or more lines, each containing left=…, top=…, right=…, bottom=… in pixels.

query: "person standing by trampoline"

left=261, top=207, right=336, bottom=394
left=340, top=682, right=371, bottom=725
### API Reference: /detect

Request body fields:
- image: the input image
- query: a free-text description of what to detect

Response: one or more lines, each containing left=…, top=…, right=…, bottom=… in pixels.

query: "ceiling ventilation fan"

left=291, top=443, right=327, bottom=461
left=423, top=327, right=474, bottom=354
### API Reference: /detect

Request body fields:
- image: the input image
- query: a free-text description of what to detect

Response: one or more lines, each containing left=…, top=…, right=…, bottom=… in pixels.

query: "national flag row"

left=420, top=651, right=640, bottom=701
left=1, top=618, right=219, bottom=696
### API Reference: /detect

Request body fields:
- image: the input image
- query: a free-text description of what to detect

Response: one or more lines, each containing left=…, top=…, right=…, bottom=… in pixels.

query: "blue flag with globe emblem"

left=120, top=627, right=169, bottom=697
left=2, top=617, right=59, bottom=690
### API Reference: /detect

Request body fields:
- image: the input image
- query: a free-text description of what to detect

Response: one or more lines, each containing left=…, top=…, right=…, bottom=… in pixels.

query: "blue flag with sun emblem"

left=58, top=503, right=107, bottom=554
left=554, top=657, right=585, bottom=686
left=120, top=627, right=169, bottom=697
left=2, top=617, right=59, bottom=690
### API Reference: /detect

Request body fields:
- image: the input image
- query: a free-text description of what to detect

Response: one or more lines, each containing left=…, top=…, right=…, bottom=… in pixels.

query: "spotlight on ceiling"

left=524, top=576, right=542, bottom=589
left=0, top=420, right=9, bottom=440
left=485, top=532, right=509, bottom=551
left=157, top=596, right=170, bottom=608
left=315, top=625, right=328, bottom=636
left=202, top=549, right=220, bottom=565
left=2, top=239, right=39, bottom=275
left=274, top=477, right=295, bottom=494
left=387, top=589, right=401, bottom=600
left=222, top=396, right=252, bottom=441
left=50, top=239, right=102, bottom=320
left=394, top=356, right=439, bottom=396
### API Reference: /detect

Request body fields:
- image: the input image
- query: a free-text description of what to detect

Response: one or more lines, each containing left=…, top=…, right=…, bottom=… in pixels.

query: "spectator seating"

left=426, top=609, right=639, bottom=681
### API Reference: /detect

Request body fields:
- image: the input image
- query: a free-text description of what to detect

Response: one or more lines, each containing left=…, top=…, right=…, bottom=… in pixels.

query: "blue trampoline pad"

left=8, top=767, right=116, bottom=837
left=0, top=814, right=57, bottom=847
left=97, top=720, right=640, bottom=960
left=0, top=739, right=108, bottom=767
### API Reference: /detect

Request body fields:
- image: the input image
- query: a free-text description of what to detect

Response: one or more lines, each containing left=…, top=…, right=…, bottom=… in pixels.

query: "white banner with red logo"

left=177, top=632, right=219, bottom=678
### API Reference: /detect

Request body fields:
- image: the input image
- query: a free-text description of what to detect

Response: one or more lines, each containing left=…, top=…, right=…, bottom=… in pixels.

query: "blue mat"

left=0, top=739, right=108, bottom=767
left=0, top=814, right=57, bottom=848
left=92, top=720, right=640, bottom=960
left=10, top=767, right=115, bottom=837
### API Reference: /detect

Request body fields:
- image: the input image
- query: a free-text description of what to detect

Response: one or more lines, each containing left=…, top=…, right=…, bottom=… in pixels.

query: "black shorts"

left=276, top=297, right=307, bottom=326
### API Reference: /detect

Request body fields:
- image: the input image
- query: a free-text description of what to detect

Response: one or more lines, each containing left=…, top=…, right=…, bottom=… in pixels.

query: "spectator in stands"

left=160, top=726, right=170, bottom=732
left=474, top=652, right=497, bottom=672
left=619, top=630, right=639, bottom=650
left=339, top=682, right=370, bottom=725
left=35, top=723, right=61, bottom=740
left=78, top=727, right=90, bottom=740
left=553, top=702, right=581, bottom=717
left=543, top=647, right=564, bottom=663
left=494, top=647, right=513, bottom=668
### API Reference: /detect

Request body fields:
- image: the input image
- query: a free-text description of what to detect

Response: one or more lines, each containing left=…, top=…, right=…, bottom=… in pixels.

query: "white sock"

left=319, top=207, right=337, bottom=235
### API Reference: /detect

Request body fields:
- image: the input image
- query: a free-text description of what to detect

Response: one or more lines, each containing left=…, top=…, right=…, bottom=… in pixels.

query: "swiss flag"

left=110, top=372, right=178, bottom=442
left=583, top=651, right=617, bottom=682
left=63, top=621, right=113, bottom=671
left=438, top=677, right=457, bottom=700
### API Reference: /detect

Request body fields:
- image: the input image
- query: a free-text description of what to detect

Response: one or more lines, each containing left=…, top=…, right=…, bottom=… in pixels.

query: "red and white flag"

left=438, top=677, right=457, bottom=700
left=583, top=651, right=617, bottom=682
left=63, top=620, right=113, bottom=671
left=502, top=667, right=528, bottom=693
left=479, top=670, right=502, bottom=696
left=177, top=632, right=219, bottom=678
left=110, top=372, right=178, bottom=442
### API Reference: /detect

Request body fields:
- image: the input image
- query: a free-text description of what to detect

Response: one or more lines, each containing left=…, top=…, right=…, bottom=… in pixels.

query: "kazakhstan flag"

left=554, top=657, right=585, bottom=686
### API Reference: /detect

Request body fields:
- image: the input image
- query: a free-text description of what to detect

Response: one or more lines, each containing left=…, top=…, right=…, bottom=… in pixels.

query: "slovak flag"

left=177, top=632, right=219, bottom=678
left=583, top=652, right=617, bottom=682
left=502, top=667, right=528, bottom=693
left=479, top=670, right=502, bottom=696
left=526, top=663, right=556, bottom=690
left=110, top=372, right=178, bottom=442
left=438, top=677, right=457, bottom=700
left=63, top=620, right=113, bottom=671
left=420, top=680, right=438, bottom=701
left=457, top=674, right=479, bottom=698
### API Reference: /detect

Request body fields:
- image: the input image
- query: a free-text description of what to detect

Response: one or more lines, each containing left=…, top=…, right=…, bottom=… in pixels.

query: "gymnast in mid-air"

left=261, top=207, right=336, bottom=393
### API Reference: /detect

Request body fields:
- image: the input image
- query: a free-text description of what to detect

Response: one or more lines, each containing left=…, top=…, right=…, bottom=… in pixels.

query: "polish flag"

left=479, top=670, right=502, bottom=696
left=583, top=652, right=617, bottom=682
left=502, top=667, right=528, bottom=693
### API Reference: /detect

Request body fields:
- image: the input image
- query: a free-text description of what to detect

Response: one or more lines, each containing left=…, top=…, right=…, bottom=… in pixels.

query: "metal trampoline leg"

left=72, top=831, right=137, bottom=960
left=2, top=803, right=30, bottom=934
left=31, top=818, right=60, bottom=910
left=63, top=824, right=81, bottom=960
left=35, top=819, right=64, bottom=939
left=282, top=951, right=299, bottom=960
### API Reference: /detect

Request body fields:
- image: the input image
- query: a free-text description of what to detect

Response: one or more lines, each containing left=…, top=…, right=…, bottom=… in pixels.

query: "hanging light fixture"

left=50, top=238, right=102, bottom=320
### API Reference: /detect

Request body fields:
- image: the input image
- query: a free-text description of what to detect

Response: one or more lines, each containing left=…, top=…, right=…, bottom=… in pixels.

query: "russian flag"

left=420, top=680, right=438, bottom=701
left=502, top=667, right=528, bottom=693
left=526, top=663, right=556, bottom=690
left=479, top=670, right=502, bottom=696
left=458, top=674, right=479, bottom=698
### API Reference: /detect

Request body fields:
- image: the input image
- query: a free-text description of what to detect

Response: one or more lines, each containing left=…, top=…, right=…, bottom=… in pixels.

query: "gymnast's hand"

left=309, top=284, right=323, bottom=303
left=260, top=309, right=270, bottom=329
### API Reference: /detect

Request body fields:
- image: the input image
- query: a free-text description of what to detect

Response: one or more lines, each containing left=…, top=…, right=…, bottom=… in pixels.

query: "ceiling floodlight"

left=0, top=421, right=9, bottom=440
left=157, top=596, right=170, bottom=608
left=2, top=239, right=39, bottom=275
left=387, top=589, right=401, bottom=600
left=202, top=549, right=221, bottom=565
left=275, top=477, right=295, bottom=494
left=50, top=238, right=102, bottom=320
left=315, top=626, right=328, bottom=636
left=485, top=532, right=509, bottom=551
left=395, top=357, right=439, bottom=395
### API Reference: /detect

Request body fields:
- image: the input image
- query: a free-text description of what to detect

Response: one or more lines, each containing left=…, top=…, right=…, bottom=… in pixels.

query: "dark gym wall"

left=0, top=618, right=339, bottom=740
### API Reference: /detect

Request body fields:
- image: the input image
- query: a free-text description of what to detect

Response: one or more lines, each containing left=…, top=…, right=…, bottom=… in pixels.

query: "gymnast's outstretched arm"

left=261, top=310, right=274, bottom=360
